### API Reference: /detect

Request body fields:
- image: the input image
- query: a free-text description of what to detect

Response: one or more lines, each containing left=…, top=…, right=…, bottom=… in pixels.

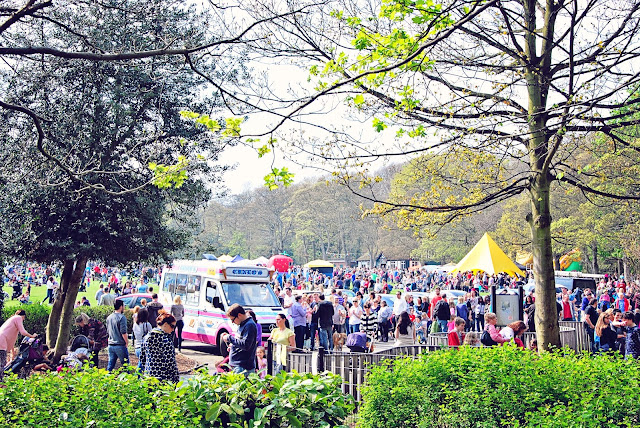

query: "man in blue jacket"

left=290, top=295, right=308, bottom=351
left=221, top=304, right=258, bottom=376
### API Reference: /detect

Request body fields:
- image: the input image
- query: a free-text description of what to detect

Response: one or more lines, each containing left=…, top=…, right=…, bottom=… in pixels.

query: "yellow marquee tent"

left=304, top=259, right=334, bottom=268
left=452, top=233, right=524, bottom=277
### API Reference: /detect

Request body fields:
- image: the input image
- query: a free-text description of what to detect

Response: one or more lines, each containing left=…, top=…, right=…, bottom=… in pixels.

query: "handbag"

left=481, top=330, right=498, bottom=346
left=430, top=320, right=440, bottom=333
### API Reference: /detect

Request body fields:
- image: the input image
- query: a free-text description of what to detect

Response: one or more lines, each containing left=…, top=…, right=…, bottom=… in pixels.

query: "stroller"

left=57, top=335, right=92, bottom=371
left=70, top=334, right=91, bottom=352
left=4, top=336, right=45, bottom=378
left=346, top=332, right=373, bottom=353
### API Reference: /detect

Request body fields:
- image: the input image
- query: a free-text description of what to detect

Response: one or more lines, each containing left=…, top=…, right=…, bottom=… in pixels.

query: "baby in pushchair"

left=58, top=335, right=91, bottom=371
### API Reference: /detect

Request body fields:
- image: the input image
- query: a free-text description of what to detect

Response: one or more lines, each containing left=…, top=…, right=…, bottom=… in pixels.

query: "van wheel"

left=218, top=331, right=229, bottom=357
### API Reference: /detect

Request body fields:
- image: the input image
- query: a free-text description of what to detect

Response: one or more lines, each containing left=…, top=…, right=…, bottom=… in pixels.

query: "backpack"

left=481, top=330, right=498, bottom=346
left=435, top=300, right=450, bottom=321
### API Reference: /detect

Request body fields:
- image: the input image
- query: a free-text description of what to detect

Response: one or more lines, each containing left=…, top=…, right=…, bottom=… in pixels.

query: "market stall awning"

left=304, top=259, right=334, bottom=268
left=452, top=233, right=524, bottom=277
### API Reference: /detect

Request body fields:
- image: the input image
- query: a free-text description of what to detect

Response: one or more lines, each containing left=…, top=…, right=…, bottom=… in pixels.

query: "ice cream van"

left=158, top=257, right=283, bottom=356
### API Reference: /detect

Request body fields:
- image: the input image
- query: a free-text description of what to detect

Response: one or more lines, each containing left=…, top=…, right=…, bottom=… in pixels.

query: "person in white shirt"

left=393, top=291, right=408, bottom=316
left=392, top=291, right=407, bottom=329
left=283, top=288, right=295, bottom=315
left=349, top=299, right=363, bottom=334
left=42, top=276, right=56, bottom=304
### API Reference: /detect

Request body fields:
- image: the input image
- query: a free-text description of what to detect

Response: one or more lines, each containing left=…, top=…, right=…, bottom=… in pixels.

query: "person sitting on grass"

left=18, top=292, right=31, bottom=305
left=32, top=345, right=55, bottom=373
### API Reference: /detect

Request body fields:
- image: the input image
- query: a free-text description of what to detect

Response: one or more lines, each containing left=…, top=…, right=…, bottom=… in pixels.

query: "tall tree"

left=0, top=0, right=309, bottom=190
left=0, top=0, right=224, bottom=359
left=233, top=0, right=640, bottom=349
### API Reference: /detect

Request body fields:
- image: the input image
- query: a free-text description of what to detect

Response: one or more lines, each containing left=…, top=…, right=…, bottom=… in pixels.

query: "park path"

left=179, top=340, right=223, bottom=375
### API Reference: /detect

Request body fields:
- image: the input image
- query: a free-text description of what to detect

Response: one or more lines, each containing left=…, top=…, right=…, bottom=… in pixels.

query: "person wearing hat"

left=0, top=310, right=36, bottom=382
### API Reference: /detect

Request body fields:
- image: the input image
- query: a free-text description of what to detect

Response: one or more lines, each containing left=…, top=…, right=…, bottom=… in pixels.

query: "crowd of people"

left=3, top=261, right=640, bottom=387
left=2, top=262, right=162, bottom=306
left=269, top=267, right=640, bottom=360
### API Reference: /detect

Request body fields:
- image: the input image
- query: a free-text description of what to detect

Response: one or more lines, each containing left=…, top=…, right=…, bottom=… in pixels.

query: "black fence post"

left=266, top=339, right=273, bottom=376
left=318, top=346, right=325, bottom=372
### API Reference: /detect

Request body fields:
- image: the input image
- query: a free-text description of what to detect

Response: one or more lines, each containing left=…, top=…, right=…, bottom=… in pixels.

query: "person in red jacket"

left=615, top=291, right=630, bottom=312
left=448, top=317, right=466, bottom=348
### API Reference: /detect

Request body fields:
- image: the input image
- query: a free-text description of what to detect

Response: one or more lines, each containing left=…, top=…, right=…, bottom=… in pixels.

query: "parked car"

left=115, top=293, right=152, bottom=309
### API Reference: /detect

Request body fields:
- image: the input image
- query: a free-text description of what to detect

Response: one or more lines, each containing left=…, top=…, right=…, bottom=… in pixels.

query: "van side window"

left=175, top=274, right=188, bottom=297
left=206, top=281, right=217, bottom=303
left=163, top=273, right=176, bottom=294
left=186, top=275, right=200, bottom=305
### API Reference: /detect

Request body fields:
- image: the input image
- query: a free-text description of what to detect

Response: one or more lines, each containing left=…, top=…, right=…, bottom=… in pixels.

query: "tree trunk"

left=45, top=259, right=74, bottom=347
left=592, top=241, right=599, bottom=274
left=44, top=257, right=88, bottom=362
left=623, top=256, right=630, bottom=282
left=52, top=256, right=88, bottom=362
left=529, top=175, right=561, bottom=351
left=617, top=259, right=623, bottom=277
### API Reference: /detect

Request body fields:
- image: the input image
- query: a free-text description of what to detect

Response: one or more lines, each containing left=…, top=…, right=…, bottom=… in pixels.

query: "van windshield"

left=221, top=282, right=281, bottom=308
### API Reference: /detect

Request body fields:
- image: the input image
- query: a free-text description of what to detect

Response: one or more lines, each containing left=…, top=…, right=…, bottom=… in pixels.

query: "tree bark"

left=53, top=256, right=88, bottom=362
left=529, top=175, right=561, bottom=350
left=623, top=256, right=630, bottom=282
left=592, top=241, right=599, bottom=274
left=45, top=259, right=74, bottom=347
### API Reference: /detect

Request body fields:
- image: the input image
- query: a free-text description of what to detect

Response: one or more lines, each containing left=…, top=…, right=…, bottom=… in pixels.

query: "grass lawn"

left=2, top=278, right=158, bottom=309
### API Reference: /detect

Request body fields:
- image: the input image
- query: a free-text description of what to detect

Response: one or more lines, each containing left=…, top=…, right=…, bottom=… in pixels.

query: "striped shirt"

left=360, top=312, right=378, bottom=335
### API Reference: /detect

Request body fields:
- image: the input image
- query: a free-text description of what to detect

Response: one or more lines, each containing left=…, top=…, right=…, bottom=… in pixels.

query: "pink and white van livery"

left=158, top=258, right=283, bottom=356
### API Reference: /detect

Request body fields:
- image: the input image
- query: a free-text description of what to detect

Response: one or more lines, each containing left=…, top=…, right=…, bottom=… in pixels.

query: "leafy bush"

left=0, top=368, right=354, bottom=428
left=1, top=303, right=51, bottom=334
left=178, top=370, right=354, bottom=427
left=358, top=345, right=640, bottom=428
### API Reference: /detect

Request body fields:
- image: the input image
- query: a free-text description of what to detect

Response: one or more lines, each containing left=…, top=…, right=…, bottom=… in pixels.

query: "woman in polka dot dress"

left=140, top=313, right=179, bottom=383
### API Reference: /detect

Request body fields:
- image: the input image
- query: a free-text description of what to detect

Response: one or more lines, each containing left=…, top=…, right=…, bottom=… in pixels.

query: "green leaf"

left=205, top=403, right=221, bottom=421
left=372, top=118, right=387, bottom=132
left=286, top=414, right=302, bottom=428
left=230, top=403, right=245, bottom=415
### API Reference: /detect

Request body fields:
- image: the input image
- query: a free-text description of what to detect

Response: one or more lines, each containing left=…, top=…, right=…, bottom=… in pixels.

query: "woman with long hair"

left=594, top=312, right=617, bottom=352
left=394, top=311, right=415, bottom=346
left=500, top=320, right=528, bottom=348
left=171, top=295, right=185, bottom=352
left=133, top=308, right=152, bottom=370
left=268, top=313, right=295, bottom=374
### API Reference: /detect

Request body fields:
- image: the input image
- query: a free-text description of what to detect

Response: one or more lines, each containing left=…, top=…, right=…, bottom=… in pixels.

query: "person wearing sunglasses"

left=220, top=304, right=258, bottom=376
left=139, top=312, right=179, bottom=383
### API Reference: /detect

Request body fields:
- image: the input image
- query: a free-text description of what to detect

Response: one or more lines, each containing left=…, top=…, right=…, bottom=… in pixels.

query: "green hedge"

left=1, top=368, right=354, bottom=427
left=358, top=345, right=640, bottom=428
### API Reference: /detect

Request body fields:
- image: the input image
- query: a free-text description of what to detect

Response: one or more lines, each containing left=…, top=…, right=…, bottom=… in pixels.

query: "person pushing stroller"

left=1, top=310, right=37, bottom=381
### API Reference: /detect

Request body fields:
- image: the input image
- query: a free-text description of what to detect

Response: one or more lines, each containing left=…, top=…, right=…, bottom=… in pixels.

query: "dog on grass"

left=332, top=332, right=347, bottom=351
